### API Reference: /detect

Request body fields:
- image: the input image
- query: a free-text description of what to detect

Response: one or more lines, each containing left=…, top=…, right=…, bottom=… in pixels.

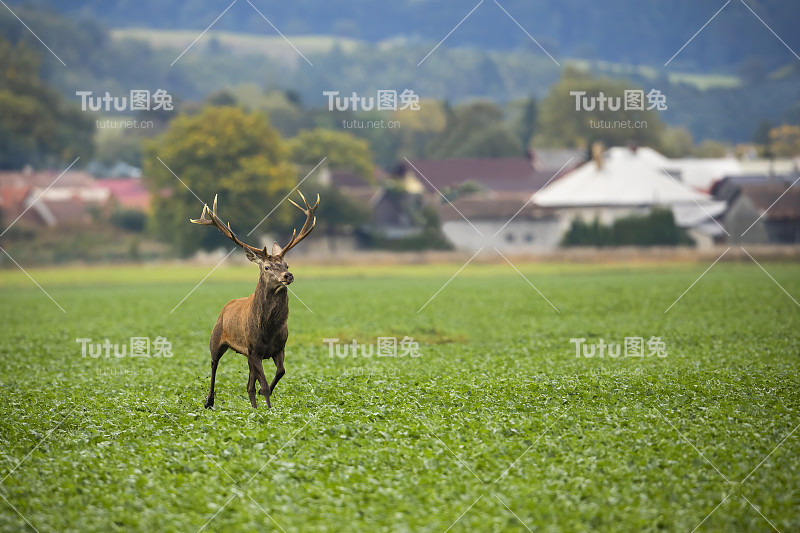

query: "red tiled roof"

left=0, top=170, right=95, bottom=188
left=95, top=178, right=151, bottom=211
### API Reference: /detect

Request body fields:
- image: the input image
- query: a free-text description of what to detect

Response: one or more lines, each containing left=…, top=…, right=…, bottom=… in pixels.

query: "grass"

left=0, top=260, right=798, bottom=532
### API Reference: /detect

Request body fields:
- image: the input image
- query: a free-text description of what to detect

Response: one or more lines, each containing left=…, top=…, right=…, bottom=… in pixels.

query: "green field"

left=1, top=260, right=798, bottom=532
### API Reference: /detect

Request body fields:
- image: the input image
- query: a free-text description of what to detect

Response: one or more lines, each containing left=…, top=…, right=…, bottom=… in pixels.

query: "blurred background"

left=1, top=0, right=799, bottom=266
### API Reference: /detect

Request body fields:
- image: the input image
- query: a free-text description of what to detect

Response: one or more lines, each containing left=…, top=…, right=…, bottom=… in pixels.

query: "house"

left=397, top=150, right=585, bottom=198
left=0, top=169, right=109, bottom=229
left=664, top=157, right=743, bottom=192
left=719, top=181, right=800, bottom=244
left=95, top=178, right=151, bottom=212
left=711, top=175, right=796, bottom=203
left=738, top=157, right=800, bottom=177
left=532, top=146, right=728, bottom=248
left=317, top=167, right=378, bottom=206
left=380, top=151, right=583, bottom=250
left=437, top=192, right=559, bottom=252
left=369, top=188, right=427, bottom=240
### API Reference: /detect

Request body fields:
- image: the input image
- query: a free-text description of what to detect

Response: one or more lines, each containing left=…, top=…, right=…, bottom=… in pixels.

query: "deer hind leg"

left=205, top=321, right=227, bottom=409
left=269, top=350, right=286, bottom=395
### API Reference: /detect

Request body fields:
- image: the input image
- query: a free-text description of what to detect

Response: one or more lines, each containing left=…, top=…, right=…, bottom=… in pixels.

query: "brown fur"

left=191, top=192, right=318, bottom=408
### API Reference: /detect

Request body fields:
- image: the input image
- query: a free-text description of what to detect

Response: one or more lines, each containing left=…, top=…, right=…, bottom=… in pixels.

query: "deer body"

left=192, top=192, right=318, bottom=409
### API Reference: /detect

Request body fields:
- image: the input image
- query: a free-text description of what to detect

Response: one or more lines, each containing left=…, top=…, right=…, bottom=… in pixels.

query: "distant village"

left=1, top=146, right=798, bottom=261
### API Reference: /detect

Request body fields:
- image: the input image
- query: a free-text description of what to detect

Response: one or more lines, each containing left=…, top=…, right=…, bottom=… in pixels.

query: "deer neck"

left=251, top=273, right=289, bottom=331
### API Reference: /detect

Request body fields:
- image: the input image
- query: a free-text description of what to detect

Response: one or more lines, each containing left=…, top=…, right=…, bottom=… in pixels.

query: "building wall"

left=765, top=220, right=800, bottom=243
left=442, top=219, right=561, bottom=252
left=686, top=227, right=716, bottom=249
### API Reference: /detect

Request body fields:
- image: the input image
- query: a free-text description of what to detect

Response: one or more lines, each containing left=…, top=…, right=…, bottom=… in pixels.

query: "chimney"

left=526, top=149, right=541, bottom=172
left=592, top=141, right=605, bottom=170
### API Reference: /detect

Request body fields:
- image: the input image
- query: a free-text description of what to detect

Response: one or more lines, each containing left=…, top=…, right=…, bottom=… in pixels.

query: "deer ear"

left=244, top=248, right=260, bottom=263
left=271, top=241, right=282, bottom=257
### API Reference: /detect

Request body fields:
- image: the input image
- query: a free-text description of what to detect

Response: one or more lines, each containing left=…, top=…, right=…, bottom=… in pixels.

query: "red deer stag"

left=190, top=192, right=319, bottom=409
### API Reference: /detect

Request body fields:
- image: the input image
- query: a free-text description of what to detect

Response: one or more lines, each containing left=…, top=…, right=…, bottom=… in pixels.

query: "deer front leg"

left=253, top=358, right=272, bottom=409
left=246, top=362, right=258, bottom=409
left=269, top=350, right=286, bottom=394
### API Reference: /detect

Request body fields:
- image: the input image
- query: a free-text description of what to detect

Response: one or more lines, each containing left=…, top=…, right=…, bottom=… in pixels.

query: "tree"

left=427, top=101, right=522, bottom=158
left=519, top=95, right=538, bottom=150
left=142, top=107, right=297, bottom=255
left=449, top=122, right=523, bottom=158
left=752, top=120, right=773, bottom=146
left=206, top=90, right=238, bottom=107
left=286, top=128, right=374, bottom=182
left=692, top=139, right=730, bottom=158
left=659, top=127, right=694, bottom=158
left=0, top=38, right=93, bottom=169
left=534, top=66, right=665, bottom=149
left=768, top=124, right=800, bottom=157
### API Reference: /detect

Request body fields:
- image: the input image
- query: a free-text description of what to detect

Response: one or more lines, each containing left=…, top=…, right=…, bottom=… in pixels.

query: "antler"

left=190, top=194, right=267, bottom=259
left=277, top=191, right=320, bottom=257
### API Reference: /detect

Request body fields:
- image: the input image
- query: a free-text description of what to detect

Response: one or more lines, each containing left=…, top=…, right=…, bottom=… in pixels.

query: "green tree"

left=768, top=124, right=800, bottom=157
left=286, top=128, right=374, bottom=182
left=427, top=101, right=522, bottom=158
left=659, top=127, right=694, bottom=158
left=143, top=106, right=297, bottom=255
left=517, top=95, right=538, bottom=150
left=692, top=139, right=730, bottom=157
left=752, top=120, right=773, bottom=146
left=534, top=66, right=665, bottom=149
left=0, top=39, right=93, bottom=169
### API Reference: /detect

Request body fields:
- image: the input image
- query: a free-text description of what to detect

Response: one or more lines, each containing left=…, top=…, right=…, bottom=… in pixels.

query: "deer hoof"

left=204, top=397, right=214, bottom=409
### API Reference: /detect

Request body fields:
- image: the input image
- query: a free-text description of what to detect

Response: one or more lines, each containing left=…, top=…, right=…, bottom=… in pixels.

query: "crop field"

left=0, top=260, right=798, bottom=532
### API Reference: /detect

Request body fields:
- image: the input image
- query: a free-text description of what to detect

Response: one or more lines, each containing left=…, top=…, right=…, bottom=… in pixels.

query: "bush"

left=562, top=208, right=694, bottom=247
left=110, top=209, right=147, bottom=233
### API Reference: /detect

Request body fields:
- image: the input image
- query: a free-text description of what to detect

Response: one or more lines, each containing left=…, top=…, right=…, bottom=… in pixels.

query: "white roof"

left=671, top=202, right=727, bottom=228
left=667, top=158, right=742, bottom=191
left=534, top=147, right=714, bottom=207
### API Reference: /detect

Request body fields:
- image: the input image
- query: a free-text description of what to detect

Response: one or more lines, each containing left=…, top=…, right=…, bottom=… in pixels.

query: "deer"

left=190, top=191, right=319, bottom=409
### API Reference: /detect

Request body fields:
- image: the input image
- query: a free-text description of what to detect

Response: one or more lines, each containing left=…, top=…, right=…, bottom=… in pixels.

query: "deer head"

left=190, top=191, right=319, bottom=292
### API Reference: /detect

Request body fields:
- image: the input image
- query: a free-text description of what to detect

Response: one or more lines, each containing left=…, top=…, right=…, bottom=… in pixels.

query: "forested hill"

left=19, top=0, right=800, bottom=71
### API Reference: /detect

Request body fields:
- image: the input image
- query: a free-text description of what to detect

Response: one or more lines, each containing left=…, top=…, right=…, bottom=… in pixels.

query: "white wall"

left=442, top=219, right=562, bottom=252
